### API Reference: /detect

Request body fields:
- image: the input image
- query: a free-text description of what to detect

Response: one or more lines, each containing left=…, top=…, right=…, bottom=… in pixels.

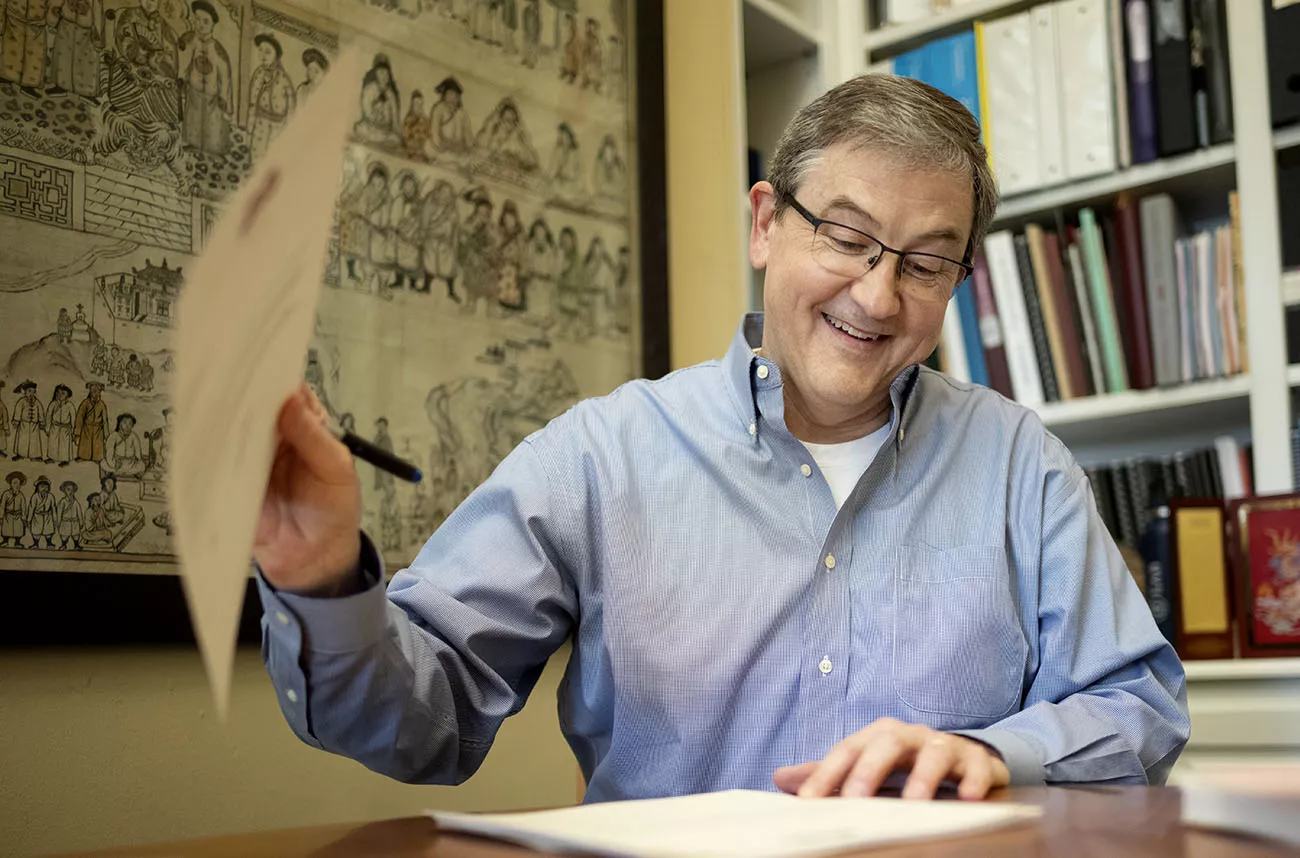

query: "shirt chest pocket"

left=892, top=545, right=1027, bottom=720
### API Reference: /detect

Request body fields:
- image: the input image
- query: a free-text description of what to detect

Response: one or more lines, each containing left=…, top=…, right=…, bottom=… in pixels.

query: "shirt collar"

left=722, top=313, right=922, bottom=448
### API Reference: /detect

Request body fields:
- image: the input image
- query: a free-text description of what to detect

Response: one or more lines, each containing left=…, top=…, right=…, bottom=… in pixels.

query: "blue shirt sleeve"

left=258, top=438, right=578, bottom=784
left=952, top=453, right=1190, bottom=786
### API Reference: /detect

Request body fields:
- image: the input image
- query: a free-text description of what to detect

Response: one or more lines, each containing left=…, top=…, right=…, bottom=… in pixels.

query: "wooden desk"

left=58, top=787, right=1294, bottom=857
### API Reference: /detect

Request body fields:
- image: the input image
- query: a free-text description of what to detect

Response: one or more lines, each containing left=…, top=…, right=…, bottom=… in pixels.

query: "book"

left=1057, top=0, right=1118, bottom=181
left=1067, top=237, right=1106, bottom=395
left=1214, top=225, right=1238, bottom=374
left=1107, top=0, right=1132, bottom=168
left=1113, top=194, right=1156, bottom=389
left=1078, top=208, right=1129, bottom=392
left=1026, top=224, right=1077, bottom=398
left=1124, top=0, right=1159, bottom=164
left=984, top=232, right=1045, bottom=406
left=981, top=12, right=1041, bottom=194
left=1045, top=229, right=1094, bottom=396
left=1150, top=0, right=1197, bottom=157
left=1170, top=500, right=1233, bottom=660
left=1140, top=194, right=1182, bottom=386
left=1015, top=232, right=1062, bottom=401
left=1191, top=0, right=1232, bottom=145
left=1214, top=435, right=1246, bottom=500
left=1266, top=0, right=1300, bottom=127
left=1193, top=230, right=1216, bottom=378
left=971, top=254, right=1015, bottom=398
left=1175, top=236, right=1195, bottom=382
left=1101, top=213, right=1141, bottom=390
left=940, top=299, right=972, bottom=382
left=955, top=281, right=988, bottom=386
left=1031, top=3, right=1067, bottom=187
left=1228, top=191, right=1247, bottom=372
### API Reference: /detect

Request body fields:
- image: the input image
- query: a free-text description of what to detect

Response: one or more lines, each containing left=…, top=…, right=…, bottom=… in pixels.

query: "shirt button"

left=757, top=365, right=769, bottom=379
left=800, top=464, right=812, bottom=477
left=275, top=611, right=290, bottom=625
left=824, top=554, right=836, bottom=569
left=819, top=657, right=833, bottom=675
left=286, top=689, right=299, bottom=703
left=748, top=423, right=756, bottom=436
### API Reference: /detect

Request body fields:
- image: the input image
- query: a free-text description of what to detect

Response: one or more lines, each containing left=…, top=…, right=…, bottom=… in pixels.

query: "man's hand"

left=773, top=718, right=1009, bottom=801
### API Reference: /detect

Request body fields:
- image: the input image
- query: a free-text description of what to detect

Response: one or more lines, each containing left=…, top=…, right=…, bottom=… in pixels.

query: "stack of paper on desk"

left=430, top=790, right=1042, bottom=858
left=1180, top=763, right=1300, bottom=847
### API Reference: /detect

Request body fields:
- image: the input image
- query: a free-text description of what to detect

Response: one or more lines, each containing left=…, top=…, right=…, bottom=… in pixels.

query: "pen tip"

left=413, top=469, right=423, bottom=483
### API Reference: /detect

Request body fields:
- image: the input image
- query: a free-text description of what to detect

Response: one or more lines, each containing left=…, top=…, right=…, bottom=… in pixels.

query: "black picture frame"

left=0, top=0, right=668, bottom=647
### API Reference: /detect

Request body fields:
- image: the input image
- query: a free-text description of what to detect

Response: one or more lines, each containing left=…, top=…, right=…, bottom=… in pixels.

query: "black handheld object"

left=334, top=429, right=423, bottom=484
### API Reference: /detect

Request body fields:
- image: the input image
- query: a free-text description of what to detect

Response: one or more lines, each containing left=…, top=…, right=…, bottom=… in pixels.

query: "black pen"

left=327, top=419, right=423, bottom=483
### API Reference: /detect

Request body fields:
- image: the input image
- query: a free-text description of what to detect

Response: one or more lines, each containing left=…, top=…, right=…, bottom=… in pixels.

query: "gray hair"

left=766, top=74, right=999, bottom=258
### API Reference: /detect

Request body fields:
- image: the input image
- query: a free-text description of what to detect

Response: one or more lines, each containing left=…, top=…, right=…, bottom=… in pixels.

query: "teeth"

left=825, top=314, right=878, bottom=341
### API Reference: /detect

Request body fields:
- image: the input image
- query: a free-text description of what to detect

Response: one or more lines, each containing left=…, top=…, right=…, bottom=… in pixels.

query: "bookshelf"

left=743, top=0, right=820, bottom=69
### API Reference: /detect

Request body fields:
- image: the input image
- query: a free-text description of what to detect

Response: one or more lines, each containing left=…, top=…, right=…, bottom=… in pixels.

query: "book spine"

left=1229, top=191, right=1248, bottom=372
left=1125, top=0, right=1159, bottom=163
left=1199, top=0, right=1233, bottom=143
left=1015, top=233, right=1062, bottom=401
left=1151, top=0, right=1197, bottom=157
left=1115, top=196, right=1156, bottom=388
left=971, top=254, right=1016, bottom=398
left=1102, top=212, right=1142, bottom=390
left=1109, top=0, right=1133, bottom=168
left=1068, top=237, right=1107, bottom=395
left=1139, top=507, right=1180, bottom=646
left=1045, top=230, right=1094, bottom=397
left=1027, top=224, right=1077, bottom=398
left=958, top=283, right=990, bottom=386
left=985, top=232, right=1045, bottom=406
left=1079, top=208, right=1130, bottom=392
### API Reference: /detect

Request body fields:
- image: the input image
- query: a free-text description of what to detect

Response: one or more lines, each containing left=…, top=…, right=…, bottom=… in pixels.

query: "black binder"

left=1150, top=0, right=1197, bottom=156
left=1267, top=0, right=1300, bottom=127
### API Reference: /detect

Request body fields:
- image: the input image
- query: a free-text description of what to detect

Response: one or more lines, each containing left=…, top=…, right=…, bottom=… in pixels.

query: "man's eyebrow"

left=822, top=196, right=966, bottom=247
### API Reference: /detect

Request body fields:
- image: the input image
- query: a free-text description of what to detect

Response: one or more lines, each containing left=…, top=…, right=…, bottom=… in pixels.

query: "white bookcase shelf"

left=1183, top=658, right=1300, bottom=682
left=863, top=0, right=1035, bottom=57
left=743, top=0, right=820, bottom=72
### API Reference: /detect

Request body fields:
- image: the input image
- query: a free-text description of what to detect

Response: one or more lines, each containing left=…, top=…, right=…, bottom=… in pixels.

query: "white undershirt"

left=801, top=420, right=893, bottom=509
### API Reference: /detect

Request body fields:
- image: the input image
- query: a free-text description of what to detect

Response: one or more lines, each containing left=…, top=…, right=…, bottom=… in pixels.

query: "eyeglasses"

left=783, top=194, right=972, bottom=302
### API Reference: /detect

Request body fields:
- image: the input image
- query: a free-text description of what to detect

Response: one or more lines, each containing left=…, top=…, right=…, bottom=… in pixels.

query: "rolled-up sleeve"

left=258, top=437, right=578, bottom=784
left=954, top=460, right=1190, bottom=786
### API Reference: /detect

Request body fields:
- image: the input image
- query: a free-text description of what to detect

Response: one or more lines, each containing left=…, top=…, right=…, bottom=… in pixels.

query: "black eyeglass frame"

left=782, top=193, right=975, bottom=288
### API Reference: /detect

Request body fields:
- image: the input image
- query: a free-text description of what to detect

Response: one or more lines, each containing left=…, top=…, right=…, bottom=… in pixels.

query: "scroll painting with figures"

left=0, top=0, right=642, bottom=574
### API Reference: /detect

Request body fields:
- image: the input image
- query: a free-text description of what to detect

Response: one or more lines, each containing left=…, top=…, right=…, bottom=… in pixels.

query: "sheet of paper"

left=169, top=47, right=364, bottom=718
left=429, top=790, right=1042, bottom=858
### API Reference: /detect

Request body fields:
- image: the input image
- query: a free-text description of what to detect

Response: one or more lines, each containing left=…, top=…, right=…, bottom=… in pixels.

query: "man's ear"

left=748, top=181, right=778, bottom=270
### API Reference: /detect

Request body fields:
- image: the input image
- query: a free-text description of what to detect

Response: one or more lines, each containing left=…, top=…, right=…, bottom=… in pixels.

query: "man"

left=93, top=0, right=180, bottom=165
left=254, top=76, right=1188, bottom=802
left=10, top=380, right=44, bottom=462
left=177, top=0, right=232, bottom=156
left=429, top=76, right=472, bottom=155
left=74, top=382, right=109, bottom=462
left=247, top=32, right=295, bottom=160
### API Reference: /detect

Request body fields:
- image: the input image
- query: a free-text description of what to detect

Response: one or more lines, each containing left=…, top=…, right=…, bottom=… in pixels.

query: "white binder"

left=1031, top=4, right=1066, bottom=188
left=1056, top=0, right=1118, bottom=181
left=982, top=12, right=1041, bottom=195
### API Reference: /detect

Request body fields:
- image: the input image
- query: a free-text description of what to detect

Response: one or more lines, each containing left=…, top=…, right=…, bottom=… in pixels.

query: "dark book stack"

left=1085, top=444, right=1242, bottom=551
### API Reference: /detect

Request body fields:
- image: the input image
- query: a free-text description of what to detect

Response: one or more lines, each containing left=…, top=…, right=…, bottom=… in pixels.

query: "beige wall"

left=0, top=646, right=575, bottom=857
left=665, top=0, right=749, bottom=369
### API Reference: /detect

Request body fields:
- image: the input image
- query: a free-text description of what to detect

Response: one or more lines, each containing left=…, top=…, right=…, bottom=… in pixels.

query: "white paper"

left=170, top=47, right=364, bottom=718
left=430, top=790, right=1042, bottom=858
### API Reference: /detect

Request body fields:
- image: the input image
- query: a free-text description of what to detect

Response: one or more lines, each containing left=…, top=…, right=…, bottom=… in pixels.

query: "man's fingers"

left=278, top=390, right=351, bottom=484
left=954, top=748, right=995, bottom=801
left=901, top=737, right=960, bottom=800
left=298, top=381, right=328, bottom=421
left=795, top=742, right=862, bottom=798
left=840, top=732, right=910, bottom=798
left=772, top=762, right=817, bottom=795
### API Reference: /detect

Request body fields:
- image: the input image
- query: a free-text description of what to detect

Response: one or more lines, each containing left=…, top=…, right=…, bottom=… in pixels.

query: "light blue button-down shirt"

left=259, top=314, right=1189, bottom=800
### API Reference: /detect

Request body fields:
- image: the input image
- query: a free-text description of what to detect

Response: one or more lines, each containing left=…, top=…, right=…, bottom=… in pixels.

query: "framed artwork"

left=1227, top=493, right=1300, bottom=658
left=0, top=0, right=667, bottom=643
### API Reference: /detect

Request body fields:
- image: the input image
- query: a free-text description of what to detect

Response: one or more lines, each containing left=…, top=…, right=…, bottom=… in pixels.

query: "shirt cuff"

left=949, top=727, right=1046, bottom=786
left=256, top=531, right=391, bottom=654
